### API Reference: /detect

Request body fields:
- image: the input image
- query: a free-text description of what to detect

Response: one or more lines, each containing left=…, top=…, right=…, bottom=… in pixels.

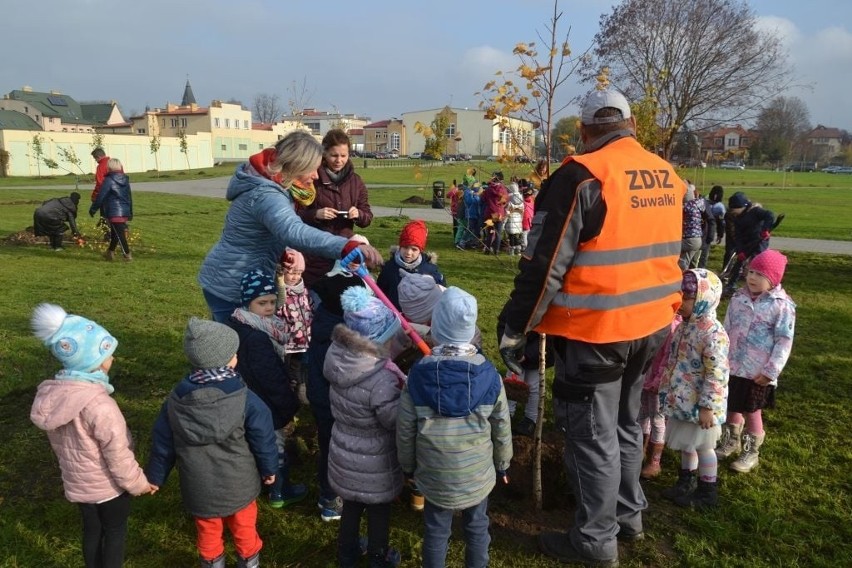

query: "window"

left=726, top=137, right=737, bottom=148
left=221, top=144, right=227, bottom=151
left=35, top=115, right=39, bottom=122
left=305, top=121, right=320, bottom=133
left=162, top=119, right=166, bottom=127
left=170, top=118, right=178, bottom=128
left=391, top=132, right=400, bottom=150
left=238, top=144, right=247, bottom=150
left=243, top=120, right=249, bottom=129
left=49, top=117, right=55, bottom=123
left=137, top=128, right=146, bottom=134
left=259, top=143, right=264, bottom=149
left=180, top=118, right=187, bottom=128
left=445, top=123, right=456, bottom=136
left=24, top=106, right=29, bottom=113
left=225, top=118, right=230, bottom=128
left=214, top=117, right=220, bottom=127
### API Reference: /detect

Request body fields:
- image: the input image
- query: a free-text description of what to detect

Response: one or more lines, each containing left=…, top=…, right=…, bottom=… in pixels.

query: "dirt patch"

left=401, top=196, right=428, bottom=205
left=1, top=228, right=47, bottom=246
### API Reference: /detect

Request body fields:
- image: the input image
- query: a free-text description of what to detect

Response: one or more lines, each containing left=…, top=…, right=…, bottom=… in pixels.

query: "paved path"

left=12, top=177, right=852, bottom=255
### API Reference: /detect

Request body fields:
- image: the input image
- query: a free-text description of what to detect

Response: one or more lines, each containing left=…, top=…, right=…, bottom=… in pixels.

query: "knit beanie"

left=281, top=248, right=305, bottom=272
left=399, top=219, right=428, bottom=250
left=398, top=272, right=444, bottom=324
left=240, top=269, right=277, bottom=306
left=728, top=191, right=749, bottom=209
left=431, top=286, right=478, bottom=345
left=184, top=317, right=239, bottom=369
left=341, top=286, right=401, bottom=344
left=31, top=303, right=117, bottom=372
left=749, top=249, right=787, bottom=288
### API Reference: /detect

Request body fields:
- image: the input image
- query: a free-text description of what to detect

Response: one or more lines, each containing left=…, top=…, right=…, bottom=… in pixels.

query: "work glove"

left=499, top=329, right=527, bottom=376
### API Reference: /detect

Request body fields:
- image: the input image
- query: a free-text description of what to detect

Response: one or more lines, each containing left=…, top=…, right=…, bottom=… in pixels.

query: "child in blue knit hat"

left=325, top=286, right=408, bottom=567
left=227, top=268, right=307, bottom=509
left=29, top=303, right=155, bottom=568
left=397, top=287, right=513, bottom=568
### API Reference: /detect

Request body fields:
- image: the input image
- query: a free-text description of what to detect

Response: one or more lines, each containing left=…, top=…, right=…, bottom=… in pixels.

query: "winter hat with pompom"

left=31, top=303, right=117, bottom=373
left=431, top=286, right=478, bottom=345
left=341, top=286, right=401, bottom=344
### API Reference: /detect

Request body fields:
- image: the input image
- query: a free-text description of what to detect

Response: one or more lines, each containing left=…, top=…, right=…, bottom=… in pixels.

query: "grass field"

left=0, top=188, right=851, bottom=567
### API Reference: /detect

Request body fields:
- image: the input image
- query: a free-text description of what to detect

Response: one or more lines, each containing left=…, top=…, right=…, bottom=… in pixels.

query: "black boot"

left=675, top=479, right=718, bottom=509
left=661, top=469, right=697, bottom=501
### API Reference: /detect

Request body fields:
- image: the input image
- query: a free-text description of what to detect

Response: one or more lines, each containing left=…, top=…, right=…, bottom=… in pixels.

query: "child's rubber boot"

left=270, top=461, right=307, bottom=508
left=675, top=479, right=719, bottom=509
left=200, top=553, right=226, bottom=568
left=640, top=442, right=665, bottom=479
left=236, top=551, right=260, bottom=568
left=661, top=469, right=697, bottom=501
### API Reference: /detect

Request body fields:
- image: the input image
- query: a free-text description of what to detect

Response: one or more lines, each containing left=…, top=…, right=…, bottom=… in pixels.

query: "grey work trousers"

left=551, top=325, right=669, bottom=562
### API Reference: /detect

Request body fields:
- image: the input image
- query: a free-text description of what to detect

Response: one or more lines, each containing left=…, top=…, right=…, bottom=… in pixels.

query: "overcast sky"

left=3, top=0, right=850, bottom=130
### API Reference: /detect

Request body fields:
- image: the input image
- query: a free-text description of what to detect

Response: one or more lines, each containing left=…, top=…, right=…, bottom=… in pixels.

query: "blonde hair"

left=270, top=131, right=323, bottom=186
left=107, top=158, right=123, bottom=172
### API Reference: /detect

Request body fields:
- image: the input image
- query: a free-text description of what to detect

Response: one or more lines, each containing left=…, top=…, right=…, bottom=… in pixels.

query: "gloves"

left=89, top=206, right=97, bottom=217
left=737, top=252, right=746, bottom=262
left=499, top=329, right=527, bottom=376
left=760, top=229, right=770, bottom=240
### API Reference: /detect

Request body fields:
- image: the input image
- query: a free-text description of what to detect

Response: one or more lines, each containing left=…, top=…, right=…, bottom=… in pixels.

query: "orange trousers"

left=195, top=500, right=262, bottom=561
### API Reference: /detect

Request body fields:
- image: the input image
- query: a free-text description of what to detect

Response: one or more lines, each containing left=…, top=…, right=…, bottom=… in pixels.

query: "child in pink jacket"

left=30, top=303, right=154, bottom=568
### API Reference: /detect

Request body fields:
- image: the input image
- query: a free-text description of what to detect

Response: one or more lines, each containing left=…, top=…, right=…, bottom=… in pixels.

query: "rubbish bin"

left=432, top=181, right=446, bottom=209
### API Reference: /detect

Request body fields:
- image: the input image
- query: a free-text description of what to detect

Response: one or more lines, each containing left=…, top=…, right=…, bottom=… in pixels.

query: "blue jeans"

left=422, top=498, right=490, bottom=568
left=203, top=289, right=239, bottom=323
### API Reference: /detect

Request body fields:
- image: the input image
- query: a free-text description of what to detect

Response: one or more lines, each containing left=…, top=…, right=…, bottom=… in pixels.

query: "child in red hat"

left=376, top=219, right=447, bottom=311
left=719, top=249, right=796, bottom=474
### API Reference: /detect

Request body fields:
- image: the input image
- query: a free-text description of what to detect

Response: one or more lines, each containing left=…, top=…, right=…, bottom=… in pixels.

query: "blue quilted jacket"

left=198, top=164, right=349, bottom=303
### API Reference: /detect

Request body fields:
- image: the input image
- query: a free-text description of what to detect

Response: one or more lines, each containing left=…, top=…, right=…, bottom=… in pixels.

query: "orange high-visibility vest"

left=534, top=136, right=683, bottom=343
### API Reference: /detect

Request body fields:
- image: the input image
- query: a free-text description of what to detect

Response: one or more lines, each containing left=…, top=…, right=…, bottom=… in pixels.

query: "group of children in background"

left=639, top=248, right=796, bottom=510
left=30, top=219, right=516, bottom=568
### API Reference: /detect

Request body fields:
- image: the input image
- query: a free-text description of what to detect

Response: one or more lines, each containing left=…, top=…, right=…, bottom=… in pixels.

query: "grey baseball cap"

left=581, top=89, right=632, bottom=125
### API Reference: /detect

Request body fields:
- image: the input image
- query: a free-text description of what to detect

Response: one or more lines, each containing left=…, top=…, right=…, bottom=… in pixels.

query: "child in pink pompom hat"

left=720, top=249, right=796, bottom=474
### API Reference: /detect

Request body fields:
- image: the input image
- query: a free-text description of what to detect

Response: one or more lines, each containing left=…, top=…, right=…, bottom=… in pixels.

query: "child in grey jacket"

left=397, top=287, right=513, bottom=568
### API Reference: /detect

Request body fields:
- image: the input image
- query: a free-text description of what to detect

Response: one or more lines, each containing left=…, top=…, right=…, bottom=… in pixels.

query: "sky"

left=3, top=0, right=851, bottom=130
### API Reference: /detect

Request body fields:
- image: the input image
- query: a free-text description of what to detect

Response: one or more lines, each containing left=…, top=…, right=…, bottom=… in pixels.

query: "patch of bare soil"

left=401, top=196, right=428, bottom=204
left=1, top=227, right=47, bottom=246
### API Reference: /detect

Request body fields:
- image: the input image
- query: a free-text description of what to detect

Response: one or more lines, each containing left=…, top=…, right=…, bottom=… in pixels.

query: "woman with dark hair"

left=198, top=130, right=381, bottom=322
left=296, top=129, right=373, bottom=287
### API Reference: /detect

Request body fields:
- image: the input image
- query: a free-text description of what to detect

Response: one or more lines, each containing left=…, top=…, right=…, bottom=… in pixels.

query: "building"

left=699, top=125, right=754, bottom=160
left=805, top=125, right=844, bottom=161
left=400, top=107, right=535, bottom=158
left=0, top=86, right=98, bottom=134
left=279, top=108, right=369, bottom=140
left=363, top=119, right=406, bottom=154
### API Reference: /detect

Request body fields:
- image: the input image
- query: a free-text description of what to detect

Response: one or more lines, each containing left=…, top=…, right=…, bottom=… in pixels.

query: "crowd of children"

left=28, top=172, right=797, bottom=565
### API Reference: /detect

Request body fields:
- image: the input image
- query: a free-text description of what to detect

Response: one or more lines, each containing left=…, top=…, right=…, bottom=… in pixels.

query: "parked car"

left=386, top=150, right=399, bottom=159
left=834, top=166, right=852, bottom=174
left=679, top=158, right=707, bottom=168
left=822, top=165, right=843, bottom=173
left=720, top=162, right=745, bottom=170
left=486, top=156, right=498, bottom=162
left=458, top=153, right=473, bottom=161
left=409, top=152, right=422, bottom=159
left=785, top=162, right=817, bottom=172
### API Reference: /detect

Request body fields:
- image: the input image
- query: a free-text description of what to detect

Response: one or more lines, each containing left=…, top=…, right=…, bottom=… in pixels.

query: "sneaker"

left=369, top=547, right=402, bottom=568
left=318, top=495, right=343, bottom=521
left=269, top=483, right=307, bottom=509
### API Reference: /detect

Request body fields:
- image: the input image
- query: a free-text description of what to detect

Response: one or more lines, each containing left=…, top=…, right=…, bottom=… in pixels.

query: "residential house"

left=363, top=119, right=405, bottom=154
left=699, top=125, right=754, bottom=161
left=0, top=86, right=97, bottom=133
left=805, top=125, right=844, bottom=161
left=279, top=108, right=369, bottom=140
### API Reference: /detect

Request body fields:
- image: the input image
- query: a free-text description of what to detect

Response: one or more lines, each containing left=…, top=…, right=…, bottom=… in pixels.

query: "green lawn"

left=0, top=189, right=851, bottom=567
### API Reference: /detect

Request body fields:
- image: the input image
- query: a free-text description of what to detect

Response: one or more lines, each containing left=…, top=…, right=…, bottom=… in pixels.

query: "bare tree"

left=253, top=93, right=283, bottom=124
left=751, top=96, right=811, bottom=166
left=477, top=0, right=589, bottom=164
left=287, top=77, right=316, bottom=123
left=589, top=0, right=792, bottom=158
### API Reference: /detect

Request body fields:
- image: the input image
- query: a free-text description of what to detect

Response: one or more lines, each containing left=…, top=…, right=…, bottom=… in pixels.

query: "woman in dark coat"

left=90, top=159, right=133, bottom=261
left=33, top=192, right=81, bottom=251
left=296, top=129, right=373, bottom=287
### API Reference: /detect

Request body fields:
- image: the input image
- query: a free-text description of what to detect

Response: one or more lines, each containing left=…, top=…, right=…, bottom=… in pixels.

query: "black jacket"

left=228, top=319, right=299, bottom=430
left=33, top=196, right=79, bottom=236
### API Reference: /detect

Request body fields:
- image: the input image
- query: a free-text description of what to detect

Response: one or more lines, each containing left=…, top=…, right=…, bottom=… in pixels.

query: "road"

left=14, top=177, right=852, bottom=256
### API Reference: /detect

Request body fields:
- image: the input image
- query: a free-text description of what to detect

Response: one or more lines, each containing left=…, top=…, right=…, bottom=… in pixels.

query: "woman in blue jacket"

left=198, top=131, right=382, bottom=322
left=90, top=159, right=133, bottom=261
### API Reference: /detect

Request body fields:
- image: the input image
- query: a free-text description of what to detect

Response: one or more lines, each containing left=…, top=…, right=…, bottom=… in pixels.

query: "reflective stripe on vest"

left=534, top=136, right=683, bottom=343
